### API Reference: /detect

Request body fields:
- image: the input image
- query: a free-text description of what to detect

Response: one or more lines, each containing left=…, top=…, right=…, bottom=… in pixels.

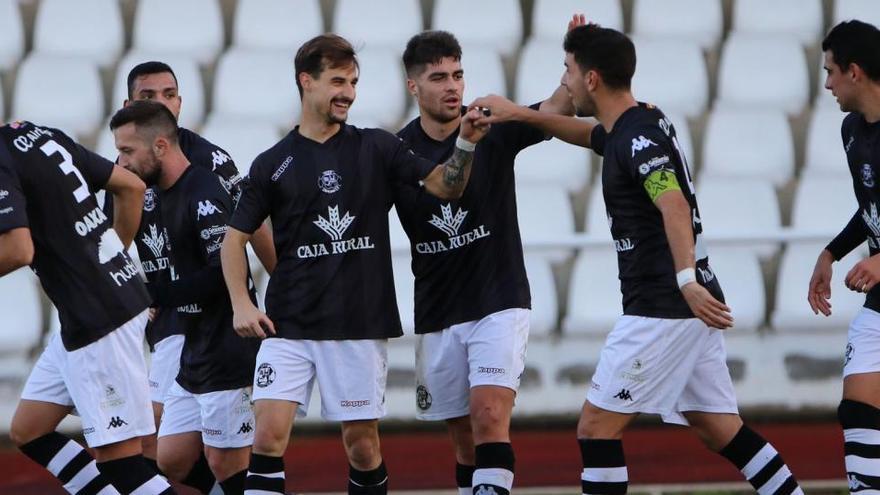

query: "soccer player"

left=807, top=20, right=880, bottom=493
left=122, top=61, right=275, bottom=493
left=111, top=100, right=260, bottom=495
left=3, top=121, right=176, bottom=494
left=221, top=34, right=488, bottom=495
left=473, top=24, right=804, bottom=495
left=394, top=28, right=575, bottom=494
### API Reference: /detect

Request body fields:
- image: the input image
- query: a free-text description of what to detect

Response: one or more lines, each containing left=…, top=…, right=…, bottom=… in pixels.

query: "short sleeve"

left=0, top=153, right=29, bottom=234
left=622, top=126, right=681, bottom=203
left=192, top=186, right=233, bottom=266
left=591, top=125, right=608, bottom=156
left=377, top=130, right=436, bottom=186
left=207, top=146, right=244, bottom=205
left=228, top=156, right=271, bottom=235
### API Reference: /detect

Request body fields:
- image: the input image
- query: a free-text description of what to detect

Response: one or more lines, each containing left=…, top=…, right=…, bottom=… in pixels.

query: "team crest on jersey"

left=256, top=363, right=276, bottom=388
left=318, top=170, right=342, bottom=193
left=143, top=188, right=156, bottom=212
left=863, top=164, right=875, bottom=188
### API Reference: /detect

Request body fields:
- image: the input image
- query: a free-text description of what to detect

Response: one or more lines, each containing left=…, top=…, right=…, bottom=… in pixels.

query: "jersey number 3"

left=41, top=140, right=89, bottom=204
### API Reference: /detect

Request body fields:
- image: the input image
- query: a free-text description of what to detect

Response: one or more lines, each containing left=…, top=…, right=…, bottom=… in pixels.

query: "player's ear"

left=406, top=78, right=418, bottom=98
left=299, top=72, right=312, bottom=93
left=123, top=99, right=130, bottom=107
left=153, top=136, right=168, bottom=157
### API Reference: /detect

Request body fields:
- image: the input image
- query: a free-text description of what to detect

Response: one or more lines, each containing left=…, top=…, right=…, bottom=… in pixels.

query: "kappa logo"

left=318, top=170, right=342, bottom=193
left=314, top=205, right=355, bottom=241
left=630, top=135, right=657, bottom=157
left=428, top=204, right=468, bottom=237
left=141, top=224, right=165, bottom=258
left=256, top=363, right=276, bottom=388
left=143, top=188, right=156, bottom=212
left=614, top=389, right=633, bottom=401
left=845, top=343, right=855, bottom=366
left=237, top=422, right=253, bottom=434
left=196, top=200, right=222, bottom=220
left=106, top=416, right=128, bottom=429
left=211, top=150, right=231, bottom=169
left=849, top=473, right=870, bottom=491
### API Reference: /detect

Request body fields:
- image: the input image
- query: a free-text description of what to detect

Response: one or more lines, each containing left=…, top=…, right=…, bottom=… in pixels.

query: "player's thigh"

left=577, top=400, right=639, bottom=439
left=469, top=385, right=515, bottom=443
left=9, top=399, right=72, bottom=446
left=844, top=372, right=880, bottom=408
left=252, top=399, right=298, bottom=456
left=843, top=308, right=880, bottom=407
left=157, top=431, right=203, bottom=480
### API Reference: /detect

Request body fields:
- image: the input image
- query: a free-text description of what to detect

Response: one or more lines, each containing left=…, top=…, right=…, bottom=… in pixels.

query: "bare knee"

left=684, top=412, right=743, bottom=452
left=342, top=421, right=381, bottom=470
left=205, top=447, right=250, bottom=481
left=469, top=387, right=513, bottom=443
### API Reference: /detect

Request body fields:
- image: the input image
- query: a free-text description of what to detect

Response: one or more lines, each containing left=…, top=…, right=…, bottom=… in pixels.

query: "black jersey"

left=826, top=112, right=880, bottom=312
left=229, top=125, right=436, bottom=340
left=591, top=103, right=724, bottom=318
left=0, top=122, right=150, bottom=351
left=151, top=165, right=258, bottom=394
left=395, top=107, right=545, bottom=334
left=129, top=127, right=243, bottom=347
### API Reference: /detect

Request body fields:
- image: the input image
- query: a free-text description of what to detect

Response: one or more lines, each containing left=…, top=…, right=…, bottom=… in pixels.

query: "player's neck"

left=419, top=113, right=461, bottom=142
left=860, top=87, right=880, bottom=124
left=298, top=109, right=342, bottom=144
left=157, top=150, right=191, bottom=190
left=596, top=91, right=638, bottom=133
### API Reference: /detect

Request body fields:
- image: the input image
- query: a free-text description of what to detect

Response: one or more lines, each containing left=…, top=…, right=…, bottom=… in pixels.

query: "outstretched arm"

left=470, top=95, right=596, bottom=148
left=421, top=107, right=490, bottom=200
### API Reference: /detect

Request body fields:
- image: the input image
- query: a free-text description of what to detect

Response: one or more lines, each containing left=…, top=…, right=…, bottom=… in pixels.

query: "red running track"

left=0, top=422, right=845, bottom=494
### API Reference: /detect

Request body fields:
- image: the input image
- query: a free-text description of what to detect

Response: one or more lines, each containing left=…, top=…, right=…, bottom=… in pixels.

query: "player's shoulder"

left=396, top=117, right=420, bottom=142
left=250, top=130, right=297, bottom=178
left=0, top=121, right=69, bottom=146
left=178, top=127, right=232, bottom=169
left=842, top=112, right=862, bottom=133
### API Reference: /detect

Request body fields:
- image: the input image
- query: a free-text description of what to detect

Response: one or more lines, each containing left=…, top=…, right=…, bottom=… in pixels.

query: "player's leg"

left=157, top=432, right=203, bottom=483
left=464, top=309, right=529, bottom=495
left=679, top=328, right=802, bottom=495
left=576, top=401, right=638, bottom=495
left=341, top=419, right=388, bottom=494
left=838, top=307, right=880, bottom=493
left=199, top=387, right=255, bottom=494
left=415, top=325, right=474, bottom=493
left=156, top=381, right=216, bottom=493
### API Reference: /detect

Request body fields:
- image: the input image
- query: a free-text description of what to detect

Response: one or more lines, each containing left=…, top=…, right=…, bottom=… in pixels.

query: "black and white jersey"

left=829, top=113, right=880, bottom=312
left=395, top=107, right=545, bottom=334
left=153, top=165, right=258, bottom=394
left=0, top=121, right=150, bottom=351
left=591, top=103, right=724, bottom=318
left=229, top=125, right=436, bottom=340
left=129, top=127, right=243, bottom=347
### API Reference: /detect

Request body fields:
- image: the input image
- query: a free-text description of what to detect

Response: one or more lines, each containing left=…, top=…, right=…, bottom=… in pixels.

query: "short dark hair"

left=294, top=34, right=358, bottom=98
left=563, top=24, right=636, bottom=90
left=126, top=61, right=178, bottom=99
left=109, top=100, right=178, bottom=143
left=402, top=30, right=462, bottom=76
left=822, top=20, right=880, bottom=81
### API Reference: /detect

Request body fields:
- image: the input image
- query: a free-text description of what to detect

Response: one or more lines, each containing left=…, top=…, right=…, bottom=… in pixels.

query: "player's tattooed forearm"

left=442, top=146, right=473, bottom=189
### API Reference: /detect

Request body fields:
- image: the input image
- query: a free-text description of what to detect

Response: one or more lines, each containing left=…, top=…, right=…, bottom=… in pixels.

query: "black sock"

left=244, top=453, right=285, bottom=494
left=348, top=461, right=388, bottom=494
left=579, top=438, right=627, bottom=495
left=456, top=462, right=475, bottom=494
left=473, top=442, right=514, bottom=495
left=718, top=425, right=801, bottom=495
left=19, top=432, right=115, bottom=494
left=182, top=452, right=216, bottom=493
left=220, top=468, right=247, bottom=494
left=839, top=400, right=880, bottom=493
left=97, top=454, right=174, bottom=494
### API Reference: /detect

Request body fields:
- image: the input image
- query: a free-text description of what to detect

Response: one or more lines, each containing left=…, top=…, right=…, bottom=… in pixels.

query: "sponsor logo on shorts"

left=340, top=400, right=371, bottom=408
left=845, top=343, right=855, bottom=366
left=101, top=384, right=125, bottom=409
left=613, top=389, right=633, bottom=401
left=204, top=428, right=223, bottom=436
left=82, top=427, right=95, bottom=435
left=477, top=366, right=506, bottom=375
left=416, top=385, right=433, bottom=411
left=590, top=381, right=601, bottom=392
left=235, top=389, right=253, bottom=414
left=256, top=363, right=276, bottom=388
left=149, top=380, right=159, bottom=389
left=106, top=416, right=128, bottom=429
left=237, top=422, right=253, bottom=434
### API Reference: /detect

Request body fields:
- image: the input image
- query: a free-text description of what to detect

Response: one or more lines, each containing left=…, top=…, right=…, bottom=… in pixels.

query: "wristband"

left=676, top=268, right=697, bottom=289
left=455, top=136, right=476, bottom=152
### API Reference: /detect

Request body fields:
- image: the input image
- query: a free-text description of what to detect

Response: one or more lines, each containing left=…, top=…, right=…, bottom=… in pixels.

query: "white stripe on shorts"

left=581, top=466, right=629, bottom=483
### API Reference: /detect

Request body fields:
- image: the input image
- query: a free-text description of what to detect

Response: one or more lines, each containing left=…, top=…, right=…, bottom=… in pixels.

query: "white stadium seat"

left=732, top=0, right=823, bottom=45
left=334, top=0, right=422, bottom=50
left=514, top=137, right=591, bottom=192
left=804, top=107, right=848, bottom=177
left=662, top=112, right=696, bottom=169
left=12, top=54, right=103, bottom=139
left=0, top=268, right=43, bottom=356
left=433, top=0, right=523, bottom=58
left=525, top=254, right=558, bottom=337
left=716, top=34, right=809, bottom=115
left=460, top=45, right=507, bottom=100
left=515, top=39, right=564, bottom=105
left=95, top=118, right=116, bottom=161
left=772, top=242, right=867, bottom=332
left=632, top=0, right=723, bottom=49
left=701, top=108, right=794, bottom=186
left=516, top=185, right=576, bottom=263
left=392, top=253, right=416, bottom=336
left=112, top=52, right=205, bottom=130
left=791, top=176, right=858, bottom=231
left=0, top=0, right=24, bottom=71
left=233, top=0, right=323, bottom=51
left=33, top=0, right=124, bottom=68
left=345, top=47, right=407, bottom=129
left=631, top=38, right=708, bottom=119
left=834, top=0, right=880, bottom=28
left=707, top=248, right=765, bottom=332
left=585, top=181, right=612, bottom=241
left=696, top=178, right=781, bottom=259
left=132, top=0, right=224, bottom=65
left=200, top=121, right=282, bottom=177
left=209, top=48, right=301, bottom=131
left=563, top=246, right=621, bottom=336
left=532, top=0, right=623, bottom=39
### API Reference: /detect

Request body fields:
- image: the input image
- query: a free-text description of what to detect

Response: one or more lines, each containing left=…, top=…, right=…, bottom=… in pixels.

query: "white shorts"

left=21, top=311, right=155, bottom=447
left=844, top=307, right=880, bottom=377
left=414, top=308, right=530, bottom=420
left=251, top=338, right=388, bottom=421
left=148, top=334, right=184, bottom=404
left=587, top=315, right=738, bottom=425
left=158, top=381, right=254, bottom=448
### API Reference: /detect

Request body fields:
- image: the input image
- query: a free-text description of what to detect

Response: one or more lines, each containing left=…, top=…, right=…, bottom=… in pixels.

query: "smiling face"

left=562, top=52, right=597, bottom=118
left=408, top=56, right=464, bottom=124
left=301, top=62, right=358, bottom=125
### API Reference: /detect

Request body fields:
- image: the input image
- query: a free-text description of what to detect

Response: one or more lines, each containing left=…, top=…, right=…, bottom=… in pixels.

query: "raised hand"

left=569, top=13, right=587, bottom=32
